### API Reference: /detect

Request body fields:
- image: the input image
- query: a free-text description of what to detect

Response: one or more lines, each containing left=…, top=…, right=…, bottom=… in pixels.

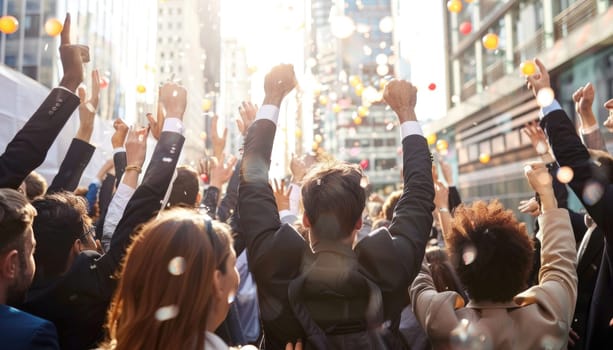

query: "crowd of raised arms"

left=1, top=14, right=613, bottom=350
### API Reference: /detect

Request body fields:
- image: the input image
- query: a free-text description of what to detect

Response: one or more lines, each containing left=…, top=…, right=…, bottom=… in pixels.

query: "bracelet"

left=439, top=207, right=449, bottom=213
left=125, top=165, right=142, bottom=174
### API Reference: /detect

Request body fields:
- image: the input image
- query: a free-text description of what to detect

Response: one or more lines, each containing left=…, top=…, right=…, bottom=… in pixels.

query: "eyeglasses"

left=79, top=226, right=96, bottom=242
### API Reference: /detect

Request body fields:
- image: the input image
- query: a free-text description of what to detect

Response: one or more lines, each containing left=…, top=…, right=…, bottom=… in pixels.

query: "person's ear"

left=195, top=192, right=202, bottom=207
left=0, top=250, right=19, bottom=280
left=73, top=239, right=82, bottom=254
left=354, top=217, right=363, bottom=231
left=302, top=215, right=311, bottom=228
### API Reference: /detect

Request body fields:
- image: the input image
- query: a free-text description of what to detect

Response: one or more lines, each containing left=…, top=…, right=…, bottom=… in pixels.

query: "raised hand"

left=272, top=179, right=292, bottom=211
left=111, top=118, right=129, bottom=149
left=159, top=82, right=187, bottom=119
left=146, top=87, right=166, bottom=141
left=125, top=127, right=149, bottom=169
left=75, top=70, right=101, bottom=142
left=525, top=58, right=551, bottom=99
left=211, top=115, right=228, bottom=160
left=209, top=153, right=238, bottom=189
left=433, top=180, right=449, bottom=210
left=521, top=121, right=550, bottom=156
left=263, top=64, right=297, bottom=107
left=524, top=162, right=556, bottom=211
left=439, top=158, right=454, bottom=187
left=290, top=153, right=316, bottom=183
left=59, top=14, right=90, bottom=92
left=572, top=82, right=595, bottom=117
left=383, top=79, right=417, bottom=123
left=604, top=99, right=613, bottom=133
left=237, top=101, right=258, bottom=136
left=518, top=197, right=540, bottom=217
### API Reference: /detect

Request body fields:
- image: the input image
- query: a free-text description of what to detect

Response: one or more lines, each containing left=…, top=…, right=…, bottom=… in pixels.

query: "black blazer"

left=540, top=109, right=613, bottom=349
left=22, top=130, right=185, bottom=350
left=238, top=119, right=434, bottom=349
left=0, top=88, right=80, bottom=189
left=47, top=138, right=95, bottom=194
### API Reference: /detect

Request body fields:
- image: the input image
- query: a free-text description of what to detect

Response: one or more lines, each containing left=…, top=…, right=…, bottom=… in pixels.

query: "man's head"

left=31, top=192, right=95, bottom=279
left=167, top=166, right=200, bottom=208
left=0, top=189, right=37, bottom=305
left=447, top=200, right=534, bottom=302
left=301, top=162, right=366, bottom=242
left=24, top=171, right=48, bottom=201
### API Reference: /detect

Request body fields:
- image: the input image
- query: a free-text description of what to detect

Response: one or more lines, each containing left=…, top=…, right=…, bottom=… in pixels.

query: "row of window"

left=457, top=127, right=532, bottom=165
left=159, top=8, right=182, bottom=16
left=158, top=36, right=183, bottom=44
left=344, top=137, right=397, bottom=148
left=158, top=22, right=183, bottom=30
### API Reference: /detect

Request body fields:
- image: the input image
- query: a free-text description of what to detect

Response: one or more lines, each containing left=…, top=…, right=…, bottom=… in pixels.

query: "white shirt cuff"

left=57, top=86, right=78, bottom=96
left=279, top=209, right=293, bottom=219
left=113, top=147, right=126, bottom=154
left=399, top=121, right=424, bottom=139
left=539, top=99, right=562, bottom=119
left=117, top=182, right=137, bottom=194
left=163, top=118, right=184, bottom=134
left=580, top=123, right=599, bottom=135
left=255, top=105, right=280, bottom=125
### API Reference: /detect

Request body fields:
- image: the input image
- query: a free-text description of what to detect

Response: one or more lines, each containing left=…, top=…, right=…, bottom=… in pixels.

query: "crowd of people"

left=0, top=14, right=612, bottom=350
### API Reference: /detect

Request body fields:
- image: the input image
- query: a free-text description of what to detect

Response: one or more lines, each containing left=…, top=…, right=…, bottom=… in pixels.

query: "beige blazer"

left=410, top=208, right=578, bottom=349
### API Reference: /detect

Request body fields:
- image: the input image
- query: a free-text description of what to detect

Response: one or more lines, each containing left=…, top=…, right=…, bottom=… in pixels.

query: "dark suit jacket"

left=0, top=88, right=80, bottom=189
left=95, top=151, right=125, bottom=239
left=0, top=304, right=59, bottom=349
left=238, top=119, right=434, bottom=349
left=540, top=109, right=613, bottom=349
left=22, top=131, right=185, bottom=350
left=47, top=138, right=95, bottom=194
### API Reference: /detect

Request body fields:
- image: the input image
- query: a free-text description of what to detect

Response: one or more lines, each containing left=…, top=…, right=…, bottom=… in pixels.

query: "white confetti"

left=155, top=305, right=179, bottom=321
left=168, top=256, right=186, bottom=276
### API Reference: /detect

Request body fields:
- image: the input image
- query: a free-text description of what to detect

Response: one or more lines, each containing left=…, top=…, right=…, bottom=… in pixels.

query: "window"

left=24, top=15, right=40, bottom=37
left=375, top=158, right=397, bottom=170
left=505, top=130, right=521, bottom=149
left=491, top=135, right=505, bottom=154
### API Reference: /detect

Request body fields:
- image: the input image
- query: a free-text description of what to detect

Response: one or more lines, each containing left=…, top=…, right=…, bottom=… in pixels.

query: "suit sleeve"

left=113, top=151, right=127, bottom=189
left=540, top=109, right=613, bottom=240
left=356, top=135, right=434, bottom=299
left=29, top=320, right=60, bottom=349
left=47, top=138, right=95, bottom=193
left=99, top=131, right=185, bottom=273
left=0, top=88, right=80, bottom=189
left=217, top=158, right=241, bottom=222
left=239, top=119, right=306, bottom=281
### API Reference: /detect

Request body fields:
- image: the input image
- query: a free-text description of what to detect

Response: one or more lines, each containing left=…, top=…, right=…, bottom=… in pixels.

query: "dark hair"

left=32, top=192, right=91, bottom=278
left=425, top=246, right=467, bottom=301
left=447, top=200, right=534, bottom=302
left=301, top=162, right=365, bottom=240
left=0, top=189, right=36, bottom=255
left=167, top=166, right=200, bottom=208
left=382, top=190, right=402, bottom=221
left=24, top=172, right=48, bottom=201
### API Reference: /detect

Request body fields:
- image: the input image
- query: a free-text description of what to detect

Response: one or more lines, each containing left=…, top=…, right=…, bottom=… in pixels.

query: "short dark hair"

left=0, top=189, right=36, bottom=255
left=301, top=162, right=365, bottom=240
left=167, top=166, right=200, bottom=208
left=382, top=190, right=402, bottom=221
left=447, top=200, right=533, bottom=302
left=24, top=172, right=48, bottom=201
left=32, top=192, right=91, bottom=278
left=425, top=246, right=466, bottom=299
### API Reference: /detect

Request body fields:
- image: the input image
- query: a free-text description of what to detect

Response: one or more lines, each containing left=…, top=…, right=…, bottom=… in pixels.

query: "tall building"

left=309, top=0, right=403, bottom=191
left=156, top=0, right=213, bottom=165
left=0, top=0, right=159, bottom=122
left=431, top=0, right=613, bottom=219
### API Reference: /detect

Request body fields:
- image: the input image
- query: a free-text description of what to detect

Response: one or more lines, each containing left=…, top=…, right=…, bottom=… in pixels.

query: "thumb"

left=146, top=113, right=156, bottom=128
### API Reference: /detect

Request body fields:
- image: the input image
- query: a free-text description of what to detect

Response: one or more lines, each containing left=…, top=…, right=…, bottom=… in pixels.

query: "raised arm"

left=100, top=82, right=187, bottom=272
left=573, top=83, right=607, bottom=152
left=527, top=59, right=613, bottom=237
left=48, top=70, right=101, bottom=193
left=0, top=14, right=87, bottom=189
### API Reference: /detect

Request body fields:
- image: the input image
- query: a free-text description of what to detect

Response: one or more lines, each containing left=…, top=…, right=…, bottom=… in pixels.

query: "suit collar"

left=466, top=299, right=520, bottom=309
left=311, top=240, right=354, bottom=257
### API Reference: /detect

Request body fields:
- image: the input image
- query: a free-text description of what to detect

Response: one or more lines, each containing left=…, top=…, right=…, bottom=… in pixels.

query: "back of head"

left=425, top=246, right=465, bottom=298
left=301, top=162, right=365, bottom=241
left=0, top=188, right=36, bottom=257
left=382, top=190, right=402, bottom=221
left=447, top=200, right=533, bottom=302
left=105, top=208, right=233, bottom=350
left=31, top=192, right=90, bottom=279
left=167, top=166, right=200, bottom=208
left=24, top=172, right=48, bottom=201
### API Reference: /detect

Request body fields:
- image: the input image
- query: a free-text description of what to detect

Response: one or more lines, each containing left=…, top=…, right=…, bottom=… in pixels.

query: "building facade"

left=309, top=0, right=404, bottom=191
left=432, top=0, right=613, bottom=223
